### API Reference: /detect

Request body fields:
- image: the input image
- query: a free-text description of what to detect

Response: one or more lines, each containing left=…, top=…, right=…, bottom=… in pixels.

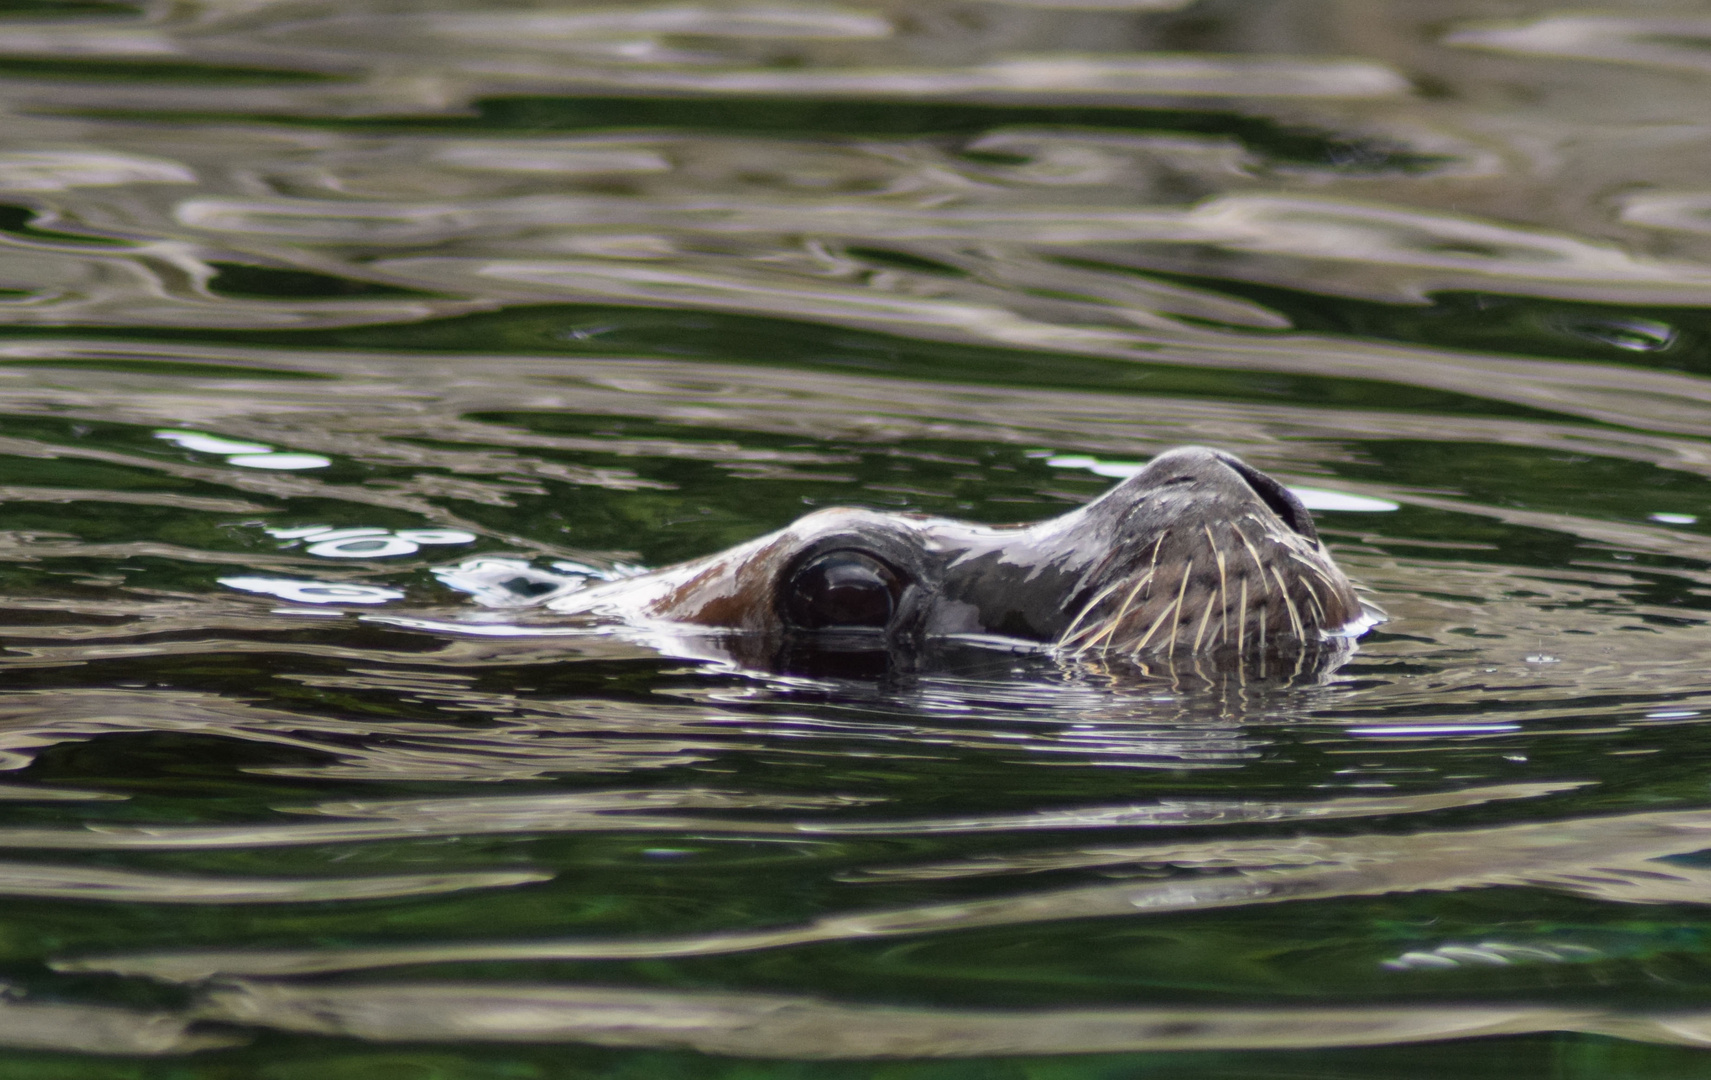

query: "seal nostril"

left=784, top=550, right=901, bottom=630
left=1222, top=457, right=1320, bottom=541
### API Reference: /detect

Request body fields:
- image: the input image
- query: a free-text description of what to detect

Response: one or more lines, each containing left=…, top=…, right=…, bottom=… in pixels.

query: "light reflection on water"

left=0, top=0, right=1709, bottom=1074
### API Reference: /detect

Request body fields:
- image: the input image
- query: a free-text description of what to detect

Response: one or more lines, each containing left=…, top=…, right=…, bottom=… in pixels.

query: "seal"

left=538, top=446, right=1377, bottom=678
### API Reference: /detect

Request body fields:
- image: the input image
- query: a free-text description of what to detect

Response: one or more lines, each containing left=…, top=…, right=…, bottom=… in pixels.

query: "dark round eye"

left=783, top=550, right=901, bottom=630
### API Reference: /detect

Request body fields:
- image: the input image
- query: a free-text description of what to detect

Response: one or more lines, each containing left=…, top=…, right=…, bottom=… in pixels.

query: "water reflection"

left=186, top=980, right=1711, bottom=1055
left=88, top=788, right=1711, bottom=983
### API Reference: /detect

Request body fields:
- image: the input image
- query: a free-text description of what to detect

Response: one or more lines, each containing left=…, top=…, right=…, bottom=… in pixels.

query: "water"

left=1, top=0, right=1711, bottom=1073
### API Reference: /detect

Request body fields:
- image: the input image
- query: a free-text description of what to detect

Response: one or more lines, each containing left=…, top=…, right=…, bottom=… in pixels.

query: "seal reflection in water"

left=547, top=447, right=1378, bottom=680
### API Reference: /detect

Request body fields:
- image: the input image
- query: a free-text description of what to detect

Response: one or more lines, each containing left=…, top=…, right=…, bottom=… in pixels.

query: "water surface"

left=0, top=0, right=1710, bottom=1075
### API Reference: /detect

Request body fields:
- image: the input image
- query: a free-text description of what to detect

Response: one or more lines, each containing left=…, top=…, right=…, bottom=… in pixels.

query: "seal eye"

left=783, top=550, right=901, bottom=630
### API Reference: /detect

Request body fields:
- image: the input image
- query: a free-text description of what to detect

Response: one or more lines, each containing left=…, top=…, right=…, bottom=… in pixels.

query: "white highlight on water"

left=227, top=452, right=332, bottom=470
left=1346, top=723, right=1522, bottom=736
left=261, top=524, right=477, bottom=559
left=153, top=430, right=271, bottom=455
left=219, top=577, right=405, bottom=604
left=155, top=429, right=329, bottom=469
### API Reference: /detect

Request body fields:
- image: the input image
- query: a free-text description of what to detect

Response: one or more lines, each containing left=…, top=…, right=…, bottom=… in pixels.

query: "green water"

left=0, top=0, right=1710, bottom=1075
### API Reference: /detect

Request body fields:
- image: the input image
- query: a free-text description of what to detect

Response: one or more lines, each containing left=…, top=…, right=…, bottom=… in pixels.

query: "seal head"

left=550, top=447, right=1374, bottom=677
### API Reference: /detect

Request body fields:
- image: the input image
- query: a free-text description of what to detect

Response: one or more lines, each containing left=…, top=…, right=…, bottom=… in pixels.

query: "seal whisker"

left=1278, top=544, right=1335, bottom=626
left=1191, top=591, right=1216, bottom=653
left=1129, top=601, right=1176, bottom=654
left=1236, top=576, right=1249, bottom=657
left=1235, top=527, right=1270, bottom=597
left=1107, top=558, right=1159, bottom=640
left=1058, top=578, right=1129, bottom=653
left=1233, top=524, right=1273, bottom=651
left=1076, top=568, right=1154, bottom=653
left=1078, top=532, right=1166, bottom=654
left=1270, top=564, right=1304, bottom=640
left=1286, top=549, right=1342, bottom=596
left=1128, top=557, right=1185, bottom=656
left=1204, top=524, right=1230, bottom=650
left=1301, top=578, right=1327, bottom=627
left=1165, top=560, right=1192, bottom=655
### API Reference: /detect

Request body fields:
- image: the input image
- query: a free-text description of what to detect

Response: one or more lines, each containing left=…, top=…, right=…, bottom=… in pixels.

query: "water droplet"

left=1554, top=315, right=1675, bottom=352
left=227, top=453, right=331, bottom=470
left=394, top=529, right=478, bottom=545
left=295, top=527, right=388, bottom=542
left=155, top=430, right=272, bottom=455
left=307, top=535, right=420, bottom=558
left=220, top=577, right=404, bottom=604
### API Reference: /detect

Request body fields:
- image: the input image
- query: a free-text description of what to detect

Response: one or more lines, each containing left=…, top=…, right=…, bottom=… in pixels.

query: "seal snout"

left=1057, top=447, right=1363, bottom=663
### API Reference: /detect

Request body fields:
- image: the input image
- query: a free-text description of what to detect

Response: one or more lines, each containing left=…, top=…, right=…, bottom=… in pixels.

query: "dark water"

left=2, top=0, right=1711, bottom=1075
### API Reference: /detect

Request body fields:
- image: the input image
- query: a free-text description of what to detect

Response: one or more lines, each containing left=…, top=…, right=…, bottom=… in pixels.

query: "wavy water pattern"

left=0, top=0, right=1707, bottom=1075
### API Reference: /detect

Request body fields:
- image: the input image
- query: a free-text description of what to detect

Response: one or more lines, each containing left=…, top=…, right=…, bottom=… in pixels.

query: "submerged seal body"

left=544, top=447, right=1375, bottom=678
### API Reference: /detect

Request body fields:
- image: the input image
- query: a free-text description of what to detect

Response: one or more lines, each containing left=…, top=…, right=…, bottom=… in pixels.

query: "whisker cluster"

left=1058, top=516, right=1360, bottom=666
